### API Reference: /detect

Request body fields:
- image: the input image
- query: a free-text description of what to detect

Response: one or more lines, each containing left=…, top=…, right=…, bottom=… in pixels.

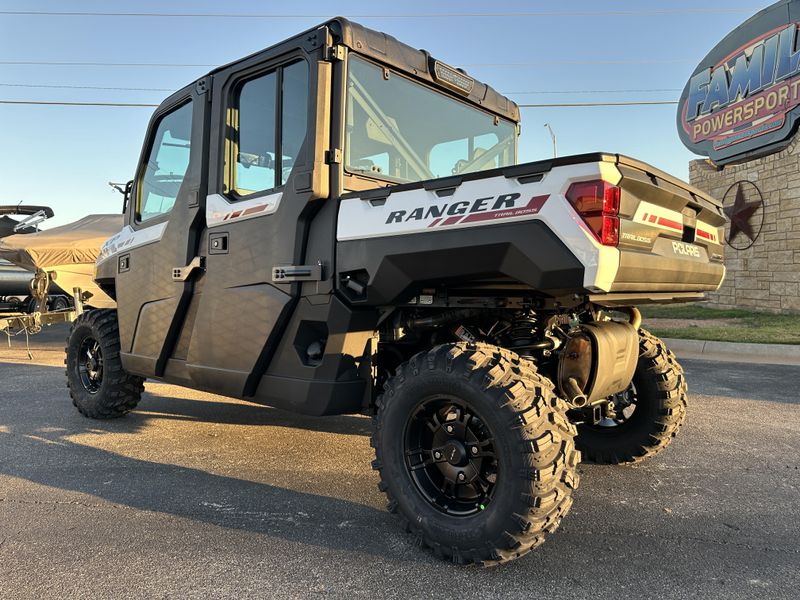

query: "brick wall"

left=689, top=136, right=800, bottom=313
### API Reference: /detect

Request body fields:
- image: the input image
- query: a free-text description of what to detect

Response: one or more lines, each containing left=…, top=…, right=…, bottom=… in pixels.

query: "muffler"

left=557, top=321, right=639, bottom=408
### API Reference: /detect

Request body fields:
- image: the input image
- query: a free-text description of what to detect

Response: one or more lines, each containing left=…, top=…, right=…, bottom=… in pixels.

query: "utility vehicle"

left=65, top=18, right=726, bottom=565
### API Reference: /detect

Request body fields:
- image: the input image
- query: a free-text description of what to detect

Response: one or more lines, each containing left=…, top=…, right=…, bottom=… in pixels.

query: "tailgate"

left=609, top=155, right=726, bottom=293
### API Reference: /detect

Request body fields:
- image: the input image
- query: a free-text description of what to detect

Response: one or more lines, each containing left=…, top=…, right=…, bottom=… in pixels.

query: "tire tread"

left=372, top=342, right=580, bottom=566
left=65, top=309, right=144, bottom=419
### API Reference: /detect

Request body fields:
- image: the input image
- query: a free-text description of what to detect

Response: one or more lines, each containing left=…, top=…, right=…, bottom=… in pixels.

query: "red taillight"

left=601, top=214, right=619, bottom=246
left=566, top=180, right=621, bottom=247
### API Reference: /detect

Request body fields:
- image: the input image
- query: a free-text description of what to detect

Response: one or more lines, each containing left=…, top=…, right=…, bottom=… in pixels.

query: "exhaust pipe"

left=563, top=377, right=588, bottom=408
left=557, top=321, right=639, bottom=407
left=621, top=306, right=642, bottom=330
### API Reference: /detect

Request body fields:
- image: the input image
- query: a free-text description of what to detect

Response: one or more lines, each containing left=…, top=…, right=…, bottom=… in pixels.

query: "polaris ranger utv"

left=65, top=18, right=726, bottom=565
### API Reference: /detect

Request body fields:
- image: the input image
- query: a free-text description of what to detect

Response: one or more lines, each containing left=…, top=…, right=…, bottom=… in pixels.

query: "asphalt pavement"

left=0, top=325, right=798, bottom=599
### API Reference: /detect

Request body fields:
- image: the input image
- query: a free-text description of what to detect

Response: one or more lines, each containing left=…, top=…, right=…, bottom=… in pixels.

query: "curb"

left=663, top=337, right=800, bottom=366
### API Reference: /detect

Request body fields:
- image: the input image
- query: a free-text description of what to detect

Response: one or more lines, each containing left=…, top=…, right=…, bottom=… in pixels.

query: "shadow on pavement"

left=130, top=392, right=372, bottom=436
left=0, top=361, right=410, bottom=563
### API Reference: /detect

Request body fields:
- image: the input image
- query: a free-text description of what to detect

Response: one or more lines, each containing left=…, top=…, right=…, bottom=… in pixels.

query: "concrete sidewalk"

left=664, top=337, right=800, bottom=366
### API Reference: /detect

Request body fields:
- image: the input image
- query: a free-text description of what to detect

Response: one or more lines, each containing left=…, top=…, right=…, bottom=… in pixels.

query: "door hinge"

left=172, top=256, right=205, bottom=282
left=325, top=148, right=342, bottom=164
left=272, top=264, right=323, bottom=283
left=326, top=44, right=346, bottom=62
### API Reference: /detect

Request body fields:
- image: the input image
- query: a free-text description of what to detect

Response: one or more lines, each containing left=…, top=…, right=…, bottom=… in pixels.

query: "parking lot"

left=1, top=325, right=798, bottom=599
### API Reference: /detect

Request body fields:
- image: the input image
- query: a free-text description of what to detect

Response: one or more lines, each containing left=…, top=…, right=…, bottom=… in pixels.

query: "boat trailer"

left=1, top=269, right=86, bottom=336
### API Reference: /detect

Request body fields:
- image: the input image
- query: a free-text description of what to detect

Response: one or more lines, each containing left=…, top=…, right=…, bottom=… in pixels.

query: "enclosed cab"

left=68, top=18, right=724, bottom=566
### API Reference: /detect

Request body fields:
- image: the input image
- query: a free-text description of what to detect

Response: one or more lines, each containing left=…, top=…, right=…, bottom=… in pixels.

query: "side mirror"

left=108, top=180, right=134, bottom=215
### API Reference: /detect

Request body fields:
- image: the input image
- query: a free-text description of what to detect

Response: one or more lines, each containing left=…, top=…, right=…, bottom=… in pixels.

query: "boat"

left=0, top=205, right=55, bottom=301
left=0, top=213, right=123, bottom=309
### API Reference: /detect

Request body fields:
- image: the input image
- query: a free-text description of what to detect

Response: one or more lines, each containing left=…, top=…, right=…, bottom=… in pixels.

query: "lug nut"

left=434, top=451, right=442, bottom=460
left=471, top=446, right=478, bottom=455
left=457, top=472, right=465, bottom=481
left=446, top=425, right=454, bottom=433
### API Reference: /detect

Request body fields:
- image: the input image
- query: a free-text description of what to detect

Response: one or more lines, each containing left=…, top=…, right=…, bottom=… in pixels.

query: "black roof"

left=205, top=17, right=519, bottom=123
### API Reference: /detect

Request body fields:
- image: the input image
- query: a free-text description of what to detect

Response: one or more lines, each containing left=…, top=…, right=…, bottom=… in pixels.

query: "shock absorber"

left=507, top=313, right=540, bottom=356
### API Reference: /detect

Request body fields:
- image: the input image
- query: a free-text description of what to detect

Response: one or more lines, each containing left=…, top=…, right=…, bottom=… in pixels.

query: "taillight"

left=566, top=180, right=621, bottom=246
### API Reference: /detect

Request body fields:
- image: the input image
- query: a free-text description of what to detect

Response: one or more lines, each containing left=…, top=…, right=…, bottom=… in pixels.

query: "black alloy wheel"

left=405, top=396, right=498, bottom=516
left=77, top=336, right=104, bottom=394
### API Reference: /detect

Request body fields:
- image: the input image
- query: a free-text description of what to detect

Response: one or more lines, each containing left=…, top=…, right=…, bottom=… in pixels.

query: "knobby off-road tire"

left=576, top=328, right=688, bottom=465
left=371, top=342, right=580, bottom=566
left=65, top=309, right=144, bottom=419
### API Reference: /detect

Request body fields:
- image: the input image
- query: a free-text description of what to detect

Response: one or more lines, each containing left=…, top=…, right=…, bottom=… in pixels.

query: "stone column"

left=689, top=135, right=800, bottom=313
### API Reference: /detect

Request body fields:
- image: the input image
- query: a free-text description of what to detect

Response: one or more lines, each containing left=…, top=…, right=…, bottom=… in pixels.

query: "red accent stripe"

left=428, top=218, right=442, bottom=228
left=657, top=216, right=682, bottom=231
left=242, top=204, right=266, bottom=216
left=460, top=194, right=550, bottom=224
left=441, top=216, right=463, bottom=226
left=648, top=214, right=657, bottom=223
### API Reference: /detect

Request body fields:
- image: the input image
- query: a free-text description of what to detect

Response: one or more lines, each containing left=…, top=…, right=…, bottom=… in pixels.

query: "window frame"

left=134, top=97, right=194, bottom=226
left=223, top=57, right=310, bottom=203
left=343, top=54, right=518, bottom=187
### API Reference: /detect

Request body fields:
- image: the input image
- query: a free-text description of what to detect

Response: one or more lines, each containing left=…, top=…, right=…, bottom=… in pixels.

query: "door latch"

left=172, top=256, right=205, bottom=282
left=272, top=264, right=323, bottom=283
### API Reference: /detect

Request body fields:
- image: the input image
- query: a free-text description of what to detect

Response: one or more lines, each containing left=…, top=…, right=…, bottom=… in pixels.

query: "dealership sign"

left=678, top=1, right=800, bottom=165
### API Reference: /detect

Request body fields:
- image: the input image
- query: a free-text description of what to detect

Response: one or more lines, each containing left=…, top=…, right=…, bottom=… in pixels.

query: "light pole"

left=544, top=123, right=557, bottom=158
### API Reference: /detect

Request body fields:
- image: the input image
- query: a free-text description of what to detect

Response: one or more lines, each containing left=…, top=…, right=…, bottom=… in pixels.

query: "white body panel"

left=337, top=161, right=622, bottom=292
left=97, top=222, right=167, bottom=267
left=206, top=192, right=282, bottom=228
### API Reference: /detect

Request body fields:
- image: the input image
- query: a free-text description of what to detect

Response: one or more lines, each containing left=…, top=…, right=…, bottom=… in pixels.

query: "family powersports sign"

left=678, top=0, right=800, bottom=165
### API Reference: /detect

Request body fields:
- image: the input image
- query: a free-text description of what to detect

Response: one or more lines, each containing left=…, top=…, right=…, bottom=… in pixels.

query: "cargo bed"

left=336, top=153, right=726, bottom=305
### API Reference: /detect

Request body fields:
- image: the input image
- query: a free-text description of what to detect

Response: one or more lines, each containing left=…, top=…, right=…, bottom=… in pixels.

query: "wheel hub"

left=442, top=440, right=468, bottom=466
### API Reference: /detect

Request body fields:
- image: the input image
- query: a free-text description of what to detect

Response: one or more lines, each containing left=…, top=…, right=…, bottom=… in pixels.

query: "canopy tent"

left=0, top=214, right=123, bottom=271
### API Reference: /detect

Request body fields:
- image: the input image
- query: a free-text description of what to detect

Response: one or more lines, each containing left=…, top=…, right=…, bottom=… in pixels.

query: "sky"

left=0, top=0, right=771, bottom=227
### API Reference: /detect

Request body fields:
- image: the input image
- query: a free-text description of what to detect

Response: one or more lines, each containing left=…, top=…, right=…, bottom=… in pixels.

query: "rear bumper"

left=610, top=249, right=725, bottom=293
left=589, top=291, right=709, bottom=307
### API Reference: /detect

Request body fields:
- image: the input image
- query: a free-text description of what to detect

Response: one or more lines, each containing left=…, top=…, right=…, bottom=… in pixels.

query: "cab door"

left=114, top=83, right=209, bottom=378
left=182, top=44, right=331, bottom=398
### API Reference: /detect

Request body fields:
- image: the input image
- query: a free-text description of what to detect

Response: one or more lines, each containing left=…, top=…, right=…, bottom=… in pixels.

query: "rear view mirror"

left=109, top=180, right=134, bottom=214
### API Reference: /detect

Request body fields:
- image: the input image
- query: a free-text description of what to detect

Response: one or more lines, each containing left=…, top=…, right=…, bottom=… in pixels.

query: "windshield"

left=345, top=55, right=516, bottom=184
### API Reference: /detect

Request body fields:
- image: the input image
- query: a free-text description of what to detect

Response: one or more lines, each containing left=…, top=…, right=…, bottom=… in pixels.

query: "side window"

left=235, top=72, right=277, bottom=195
left=137, top=101, right=193, bottom=222
left=229, top=59, right=309, bottom=197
